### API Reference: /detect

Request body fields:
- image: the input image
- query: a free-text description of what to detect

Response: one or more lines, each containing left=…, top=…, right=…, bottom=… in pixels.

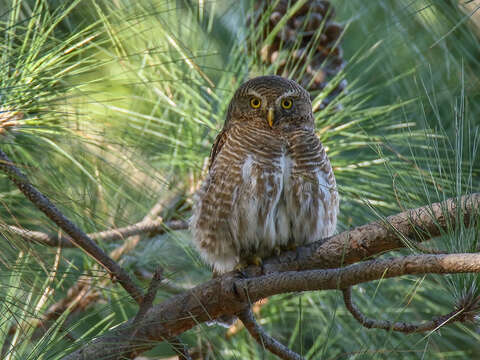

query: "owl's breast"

left=235, top=128, right=338, bottom=253
left=235, top=149, right=292, bottom=254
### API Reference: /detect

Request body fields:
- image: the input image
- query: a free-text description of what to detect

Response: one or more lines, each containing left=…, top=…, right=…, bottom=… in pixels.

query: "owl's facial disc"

left=267, top=108, right=274, bottom=128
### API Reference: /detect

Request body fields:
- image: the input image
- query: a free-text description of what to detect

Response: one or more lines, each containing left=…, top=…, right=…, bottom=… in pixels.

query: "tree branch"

left=12, top=190, right=479, bottom=340
left=342, top=286, right=463, bottom=333
left=0, top=150, right=143, bottom=304
left=1, top=219, right=188, bottom=247
left=61, top=194, right=480, bottom=359
left=259, top=193, right=480, bottom=274
left=62, top=252, right=480, bottom=360
left=237, top=307, right=304, bottom=360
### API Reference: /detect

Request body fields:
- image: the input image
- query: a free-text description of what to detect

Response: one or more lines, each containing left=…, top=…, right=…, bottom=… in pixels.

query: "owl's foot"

left=249, top=255, right=263, bottom=267
left=234, top=255, right=263, bottom=271
left=273, top=246, right=282, bottom=256
left=234, top=260, right=248, bottom=272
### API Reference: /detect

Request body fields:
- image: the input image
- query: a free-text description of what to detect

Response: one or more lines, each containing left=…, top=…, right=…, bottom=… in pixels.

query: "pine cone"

left=251, top=0, right=347, bottom=109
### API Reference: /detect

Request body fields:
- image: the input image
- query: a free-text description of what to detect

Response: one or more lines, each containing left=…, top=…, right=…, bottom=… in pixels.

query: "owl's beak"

left=267, top=108, right=274, bottom=128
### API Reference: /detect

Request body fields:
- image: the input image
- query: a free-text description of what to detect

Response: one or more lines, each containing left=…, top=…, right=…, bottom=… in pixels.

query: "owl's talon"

left=250, top=255, right=263, bottom=267
left=273, top=246, right=282, bottom=256
left=234, top=256, right=263, bottom=273
left=233, top=261, right=249, bottom=278
left=234, top=261, right=248, bottom=272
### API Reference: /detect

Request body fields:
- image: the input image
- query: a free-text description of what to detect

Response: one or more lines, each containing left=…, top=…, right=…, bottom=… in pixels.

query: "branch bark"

left=63, top=252, right=480, bottom=360
left=258, top=193, right=480, bottom=274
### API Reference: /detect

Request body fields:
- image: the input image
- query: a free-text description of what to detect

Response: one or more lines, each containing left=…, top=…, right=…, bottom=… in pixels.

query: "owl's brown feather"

left=208, top=129, right=228, bottom=170
left=191, top=75, right=338, bottom=273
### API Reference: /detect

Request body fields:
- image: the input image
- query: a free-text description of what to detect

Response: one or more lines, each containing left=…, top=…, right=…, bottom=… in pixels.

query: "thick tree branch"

left=259, top=193, right=480, bottom=274
left=62, top=252, right=480, bottom=360
left=62, top=194, right=480, bottom=359
left=0, top=150, right=143, bottom=304
left=237, top=307, right=304, bottom=360
left=342, top=286, right=463, bottom=333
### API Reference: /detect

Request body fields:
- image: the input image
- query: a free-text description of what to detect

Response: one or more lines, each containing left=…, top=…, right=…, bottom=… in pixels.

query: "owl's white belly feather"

left=234, top=153, right=292, bottom=255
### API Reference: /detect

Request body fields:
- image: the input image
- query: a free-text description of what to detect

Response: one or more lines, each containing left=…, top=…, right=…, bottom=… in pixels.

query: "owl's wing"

left=208, top=129, right=228, bottom=170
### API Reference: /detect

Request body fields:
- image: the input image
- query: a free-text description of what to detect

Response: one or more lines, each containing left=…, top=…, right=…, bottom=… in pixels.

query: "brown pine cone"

left=250, top=0, right=347, bottom=109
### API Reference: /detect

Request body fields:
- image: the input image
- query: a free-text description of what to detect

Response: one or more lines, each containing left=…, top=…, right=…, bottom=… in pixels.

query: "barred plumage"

left=191, top=75, right=338, bottom=273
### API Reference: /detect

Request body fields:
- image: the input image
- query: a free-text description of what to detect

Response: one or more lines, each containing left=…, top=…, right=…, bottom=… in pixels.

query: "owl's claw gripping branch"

left=234, top=255, right=264, bottom=271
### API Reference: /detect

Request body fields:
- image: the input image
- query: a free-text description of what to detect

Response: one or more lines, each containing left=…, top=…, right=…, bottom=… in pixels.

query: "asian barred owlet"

left=191, top=75, right=339, bottom=274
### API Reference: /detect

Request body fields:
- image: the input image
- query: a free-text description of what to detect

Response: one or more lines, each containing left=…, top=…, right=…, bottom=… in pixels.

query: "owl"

left=191, top=75, right=339, bottom=274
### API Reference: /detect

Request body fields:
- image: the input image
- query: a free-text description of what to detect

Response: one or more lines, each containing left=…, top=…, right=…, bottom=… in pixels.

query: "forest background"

left=1, top=0, right=480, bottom=359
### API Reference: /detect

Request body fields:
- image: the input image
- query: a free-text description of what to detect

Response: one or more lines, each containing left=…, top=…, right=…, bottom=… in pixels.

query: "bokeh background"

left=1, top=0, right=480, bottom=359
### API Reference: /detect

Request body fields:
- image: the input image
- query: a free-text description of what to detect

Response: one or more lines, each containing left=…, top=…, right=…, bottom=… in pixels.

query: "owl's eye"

left=281, top=99, right=293, bottom=109
left=250, top=97, right=261, bottom=109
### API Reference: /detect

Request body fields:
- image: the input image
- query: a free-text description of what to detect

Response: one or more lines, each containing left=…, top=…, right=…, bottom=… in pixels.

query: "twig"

left=0, top=149, right=143, bottom=304
left=342, top=286, right=462, bottom=333
left=1, top=225, right=73, bottom=247
left=128, top=266, right=193, bottom=360
left=132, top=267, right=163, bottom=330
left=128, top=267, right=165, bottom=358
left=109, top=194, right=187, bottom=261
left=237, top=307, right=304, bottom=360
left=1, top=219, right=188, bottom=247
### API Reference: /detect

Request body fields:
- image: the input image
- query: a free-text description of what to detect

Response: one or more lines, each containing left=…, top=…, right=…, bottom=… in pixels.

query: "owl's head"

left=225, top=75, right=313, bottom=132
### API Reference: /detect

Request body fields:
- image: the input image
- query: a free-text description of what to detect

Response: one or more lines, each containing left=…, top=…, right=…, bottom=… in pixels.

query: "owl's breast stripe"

left=227, top=126, right=285, bottom=162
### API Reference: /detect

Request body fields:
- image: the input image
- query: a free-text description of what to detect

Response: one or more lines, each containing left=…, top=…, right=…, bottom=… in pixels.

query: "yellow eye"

left=250, top=97, right=261, bottom=109
left=281, top=99, right=293, bottom=109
